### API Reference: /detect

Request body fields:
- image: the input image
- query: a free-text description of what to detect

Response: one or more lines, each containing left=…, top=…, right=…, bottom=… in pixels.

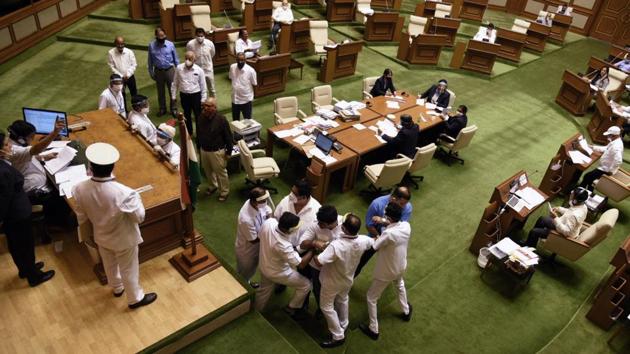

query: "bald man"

left=108, top=36, right=138, bottom=111
left=172, top=51, right=207, bottom=135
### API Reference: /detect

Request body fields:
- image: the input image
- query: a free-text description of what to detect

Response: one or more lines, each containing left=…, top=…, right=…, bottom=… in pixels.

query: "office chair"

left=309, top=20, right=334, bottom=64
left=401, top=143, right=436, bottom=189
left=311, top=85, right=339, bottom=113
left=363, top=77, right=378, bottom=100
left=237, top=139, right=281, bottom=193
left=190, top=5, right=215, bottom=33
left=446, top=89, right=456, bottom=108
left=437, top=125, right=478, bottom=166
left=594, top=169, right=630, bottom=203
left=434, top=4, right=452, bottom=18
left=362, top=156, right=412, bottom=196
left=408, top=15, right=428, bottom=37
left=274, top=96, right=308, bottom=125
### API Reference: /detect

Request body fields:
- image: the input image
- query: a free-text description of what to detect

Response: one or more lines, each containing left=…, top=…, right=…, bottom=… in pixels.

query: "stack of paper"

left=489, top=238, right=520, bottom=259
left=568, top=150, right=592, bottom=165
left=385, top=101, right=400, bottom=109
left=425, top=102, right=437, bottom=110
left=348, top=101, right=366, bottom=110
left=55, top=165, right=90, bottom=198
left=376, top=119, right=398, bottom=137
left=353, top=123, right=366, bottom=130
left=306, top=116, right=339, bottom=129
left=315, top=109, right=338, bottom=120
left=515, top=187, right=545, bottom=209
left=275, top=128, right=303, bottom=138
left=308, top=147, right=337, bottom=165
left=44, top=146, right=77, bottom=175
left=334, top=100, right=352, bottom=111
left=292, top=135, right=311, bottom=145
left=510, top=247, right=539, bottom=267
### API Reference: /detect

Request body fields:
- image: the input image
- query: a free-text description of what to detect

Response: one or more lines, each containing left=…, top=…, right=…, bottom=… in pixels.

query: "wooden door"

left=590, top=0, right=630, bottom=45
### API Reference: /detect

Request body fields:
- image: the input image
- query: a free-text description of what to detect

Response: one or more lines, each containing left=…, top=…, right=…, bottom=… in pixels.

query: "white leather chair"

left=434, top=4, right=452, bottom=18
left=190, top=5, right=215, bottom=33
left=594, top=169, right=630, bottom=203
left=160, top=0, right=178, bottom=10
left=402, top=143, right=436, bottom=189
left=605, top=68, right=629, bottom=98
left=408, top=15, right=428, bottom=37
left=274, top=96, right=308, bottom=125
left=237, top=139, right=281, bottom=193
left=363, top=77, right=378, bottom=99
left=362, top=156, right=413, bottom=195
left=309, top=20, right=334, bottom=60
left=355, top=0, right=373, bottom=24
left=272, top=1, right=291, bottom=9
left=511, top=19, right=530, bottom=34
left=232, top=0, right=246, bottom=11
left=311, top=85, right=339, bottom=112
left=227, top=31, right=240, bottom=63
left=437, top=125, right=478, bottom=165
left=446, top=89, right=456, bottom=108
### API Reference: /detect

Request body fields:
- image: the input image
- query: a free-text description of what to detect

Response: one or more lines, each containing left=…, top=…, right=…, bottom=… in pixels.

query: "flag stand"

left=170, top=113, right=220, bottom=281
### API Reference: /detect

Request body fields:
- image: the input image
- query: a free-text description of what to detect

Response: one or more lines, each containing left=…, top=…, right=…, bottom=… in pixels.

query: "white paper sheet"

left=376, top=119, right=398, bottom=137
left=515, top=187, right=545, bottom=209
left=54, top=164, right=87, bottom=184
left=577, top=136, right=593, bottom=156
left=568, top=150, right=592, bottom=165
left=425, top=102, right=437, bottom=110
left=353, top=123, right=366, bottom=130
left=375, top=135, right=387, bottom=144
left=416, top=98, right=425, bottom=106
left=275, top=128, right=302, bottom=138
left=308, top=147, right=337, bottom=165
left=48, top=140, right=71, bottom=148
left=293, top=135, right=311, bottom=145
left=489, top=238, right=520, bottom=259
left=385, top=101, right=400, bottom=109
left=44, top=146, right=76, bottom=175
left=251, top=40, right=262, bottom=50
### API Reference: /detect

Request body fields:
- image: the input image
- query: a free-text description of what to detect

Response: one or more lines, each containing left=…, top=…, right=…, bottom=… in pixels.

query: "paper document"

left=48, top=140, right=71, bottom=148
left=353, top=123, right=366, bottom=130
left=349, top=101, right=367, bottom=110
left=426, top=110, right=439, bottom=116
left=589, top=84, right=599, bottom=91
left=293, top=135, right=311, bottom=145
left=577, top=136, right=593, bottom=156
left=385, top=101, right=400, bottom=109
left=44, top=146, right=77, bottom=175
left=376, top=119, right=398, bottom=137
left=425, top=102, right=437, bottom=110
left=59, top=176, right=90, bottom=198
left=135, top=185, right=154, bottom=194
left=510, top=247, right=539, bottom=266
left=308, top=147, right=337, bottom=165
left=275, top=128, right=302, bottom=138
left=515, top=187, right=545, bottom=209
left=55, top=164, right=87, bottom=184
left=251, top=40, right=262, bottom=50
left=375, top=135, right=387, bottom=144
left=568, top=150, right=592, bottom=165
left=416, top=98, right=425, bottom=106
left=489, top=238, right=520, bottom=259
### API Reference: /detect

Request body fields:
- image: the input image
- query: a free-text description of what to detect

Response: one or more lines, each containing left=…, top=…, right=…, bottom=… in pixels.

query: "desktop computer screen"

left=23, top=107, right=69, bottom=137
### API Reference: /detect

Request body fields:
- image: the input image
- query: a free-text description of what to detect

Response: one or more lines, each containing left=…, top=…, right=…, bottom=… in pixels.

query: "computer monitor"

left=22, top=107, right=68, bottom=137
left=315, top=132, right=334, bottom=155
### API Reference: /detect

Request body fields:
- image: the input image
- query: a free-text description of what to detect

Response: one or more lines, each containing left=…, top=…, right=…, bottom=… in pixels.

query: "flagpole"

left=177, top=113, right=197, bottom=256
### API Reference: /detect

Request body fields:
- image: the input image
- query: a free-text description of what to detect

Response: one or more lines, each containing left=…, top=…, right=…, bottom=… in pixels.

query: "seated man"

left=98, top=74, right=126, bottom=118
left=370, top=69, right=397, bottom=98
left=270, top=0, right=294, bottom=49
left=472, top=23, right=496, bottom=43
left=614, top=54, right=630, bottom=73
left=438, top=105, right=468, bottom=143
left=556, top=4, right=572, bottom=15
left=236, top=29, right=259, bottom=59
left=127, top=95, right=158, bottom=144
left=586, top=66, right=610, bottom=93
left=274, top=179, right=321, bottom=247
left=381, top=114, right=418, bottom=159
left=523, top=187, right=588, bottom=247
left=536, top=12, right=553, bottom=26
left=420, top=79, right=451, bottom=109
left=154, top=123, right=181, bottom=167
left=578, top=126, right=623, bottom=191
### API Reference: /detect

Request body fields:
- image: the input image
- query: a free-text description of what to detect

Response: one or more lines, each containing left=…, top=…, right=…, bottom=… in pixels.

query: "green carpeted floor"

left=1, top=1, right=629, bottom=353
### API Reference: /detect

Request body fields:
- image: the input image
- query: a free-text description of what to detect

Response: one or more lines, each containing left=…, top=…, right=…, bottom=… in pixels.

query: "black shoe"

left=359, top=323, right=379, bottom=340
left=114, top=289, right=125, bottom=297
left=249, top=281, right=260, bottom=289
left=19, top=262, right=44, bottom=279
left=320, top=338, right=345, bottom=348
left=315, top=309, right=324, bottom=320
left=28, top=270, right=55, bottom=287
left=157, top=109, right=166, bottom=117
left=402, top=303, right=412, bottom=322
left=283, top=306, right=307, bottom=320
left=128, top=293, right=158, bottom=309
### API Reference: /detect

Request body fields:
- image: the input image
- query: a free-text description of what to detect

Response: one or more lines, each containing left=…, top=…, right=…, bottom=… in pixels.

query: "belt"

left=202, top=147, right=224, bottom=153
left=155, top=66, right=172, bottom=71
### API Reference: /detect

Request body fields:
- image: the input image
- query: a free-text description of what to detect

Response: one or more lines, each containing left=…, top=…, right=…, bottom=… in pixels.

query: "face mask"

left=117, top=46, right=124, bottom=53
left=157, top=37, right=166, bottom=44
left=185, top=59, right=193, bottom=68
left=197, top=36, right=205, bottom=44
left=157, top=137, right=168, bottom=146
left=111, top=84, right=123, bottom=92
left=237, top=62, right=245, bottom=69
left=141, top=107, right=150, bottom=115
left=288, top=192, right=298, bottom=203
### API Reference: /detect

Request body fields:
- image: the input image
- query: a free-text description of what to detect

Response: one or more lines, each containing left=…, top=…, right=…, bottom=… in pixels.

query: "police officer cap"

left=86, top=142, right=120, bottom=165
left=438, top=79, right=447, bottom=86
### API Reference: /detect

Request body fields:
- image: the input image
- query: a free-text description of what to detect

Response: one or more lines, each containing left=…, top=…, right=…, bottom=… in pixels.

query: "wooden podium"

left=397, top=33, right=449, bottom=65
left=371, top=0, right=402, bottom=10
left=461, top=40, right=500, bottom=75
left=586, top=55, right=617, bottom=76
left=588, top=92, right=626, bottom=145
left=208, top=26, right=246, bottom=67
left=415, top=0, right=447, bottom=17
left=364, top=12, right=404, bottom=42
left=160, top=4, right=195, bottom=41
left=495, top=27, right=527, bottom=62
left=459, top=0, right=487, bottom=21
left=549, top=13, right=572, bottom=43
left=250, top=53, right=292, bottom=97
left=524, top=21, right=550, bottom=53
left=538, top=133, right=600, bottom=199
left=428, top=17, right=461, bottom=47
left=129, top=0, right=160, bottom=19
left=210, top=0, right=236, bottom=13
left=469, top=170, right=548, bottom=255
left=327, top=0, right=356, bottom=22
left=319, top=41, right=363, bottom=83
left=555, top=70, right=591, bottom=116
left=242, top=0, right=273, bottom=33
left=293, top=0, right=318, bottom=4
left=277, top=19, right=311, bottom=54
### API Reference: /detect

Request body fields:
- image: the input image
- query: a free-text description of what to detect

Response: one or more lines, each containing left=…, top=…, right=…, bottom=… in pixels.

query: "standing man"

left=148, top=27, right=179, bottom=116
left=0, top=131, right=55, bottom=287
left=274, top=179, right=321, bottom=247
left=360, top=203, right=412, bottom=340
left=108, top=36, right=138, bottom=111
left=171, top=51, right=207, bottom=136
left=186, top=28, right=217, bottom=97
left=420, top=79, right=451, bottom=109
left=197, top=98, right=233, bottom=202
left=270, top=0, right=294, bottom=49
left=315, top=213, right=374, bottom=348
left=235, top=187, right=273, bottom=287
left=72, top=143, right=157, bottom=309
left=229, top=52, right=257, bottom=121
left=98, top=74, right=127, bottom=118
left=579, top=126, right=623, bottom=191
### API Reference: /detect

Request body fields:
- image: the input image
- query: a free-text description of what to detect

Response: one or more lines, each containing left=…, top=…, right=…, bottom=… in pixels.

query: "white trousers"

left=320, top=283, right=350, bottom=340
left=366, top=276, right=409, bottom=334
left=255, top=270, right=311, bottom=311
left=235, top=242, right=259, bottom=282
left=204, top=73, right=216, bottom=97
left=98, top=245, right=145, bottom=305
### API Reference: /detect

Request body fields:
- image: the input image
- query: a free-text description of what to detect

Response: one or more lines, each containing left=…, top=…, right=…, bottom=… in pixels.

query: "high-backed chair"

left=274, top=96, right=308, bottom=125
left=605, top=68, right=629, bottom=98
left=309, top=20, right=334, bottom=61
left=540, top=208, right=619, bottom=262
left=355, top=0, right=373, bottom=24
left=311, top=85, right=339, bottom=112
left=434, top=4, right=452, bottom=18
left=511, top=19, right=530, bottom=34
left=595, top=169, right=630, bottom=203
left=446, top=89, right=456, bottom=108
left=363, top=76, right=378, bottom=99
left=402, top=143, right=436, bottom=189
left=362, top=156, right=413, bottom=195
left=237, top=139, right=281, bottom=193
left=318, top=0, right=327, bottom=7
left=437, top=125, right=478, bottom=165
left=232, top=0, right=246, bottom=11
left=161, top=0, right=177, bottom=10
left=408, top=15, right=428, bottom=37
left=227, top=31, right=240, bottom=64
left=272, top=1, right=291, bottom=9
left=190, top=5, right=215, bottom=32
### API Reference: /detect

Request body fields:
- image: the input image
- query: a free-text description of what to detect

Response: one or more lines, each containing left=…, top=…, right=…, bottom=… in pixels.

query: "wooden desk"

left=242, top=0, right=273, bottom=33
left=365, top=94, right=418, bottom=115
left=364, top=12, right=404, bottom=42
left=160, top=4, right=195, bottom=41
left=461, top=39, right=500, bottom=75
left=129, top=0, right=160, bottom=19
left=397, top=33, right=449, bottom=65
left=415, top=0, right=446, bottom=17
left=208, top=26, right=245, bottom=67
left=327, top=107, right=382, bottom=134
left=249, top=53, right=291, bottom=97
left=371, top=0, right=402, bottom=10
left=326, top=0, right=356, bottom=22
left=524, top=21, right=550, bottom=53
left=609, top=45, right=630, bottom=63
left=549, top=13, right=571, bottom=43
left=459, top=0, right=488, bottom=22
left=586, top=55, right=618, bottom=76
left=318, top=41, right=363, bottom=83
left=277, top=19, right=311, bottom=54
left=293, top=0, right=318, bottom=4
left=538, top=133, right=600, bottom=199
left=495, top=28, right=527, bottom=63
left=555, top=70, right=591, bottom=116
left=588, top=91, right=626, bottom=145
left=210, top=0, right=236, bottom=13
left=428, top=17, right=461, bottom=47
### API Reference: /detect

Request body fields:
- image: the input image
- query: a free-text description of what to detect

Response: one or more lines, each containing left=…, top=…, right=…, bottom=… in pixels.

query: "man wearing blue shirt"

left=614, top=55, right=630, bottom=73
left=148, top=27, right=179, bottom=116
left=354, top=186, right=412, bottom=277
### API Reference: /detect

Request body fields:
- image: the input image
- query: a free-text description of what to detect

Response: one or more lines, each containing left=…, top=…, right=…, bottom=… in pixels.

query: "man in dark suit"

left=381, top=114, right=419, bottom=159
left=440, top=105, right=468, bottom=142
left=0, top=131, right=55, bottom=287
left=370, top=68, right=397, bottom=97
left=420, top=79, right=450, bottom=109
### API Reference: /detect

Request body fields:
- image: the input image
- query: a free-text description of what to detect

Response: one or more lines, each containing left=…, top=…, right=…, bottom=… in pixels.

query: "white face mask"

left=141, top=107, right=150, bottom=115
left=196, top=36, right=205, bottom=44
left=185, top=59, right=194, bottom=68
left=111, top=84, right=123, bottom=92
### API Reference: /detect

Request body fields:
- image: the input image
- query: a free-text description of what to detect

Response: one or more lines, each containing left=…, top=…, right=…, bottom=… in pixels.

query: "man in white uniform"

left=360, top=202, right=412, bottom=340
left=274, top=179, right=321, bottom=247
left=172, top=51, right=207, bottom=136
left=154, top=123, right=181, bottom=168
left=255, top=212, right=313, bottom=317
left=269, top=0, right=294, bottom=49
left=108, top=36, right=138, bottom=111
left=186, top=28, right=216, bottom=97
left=235, top=187, right=273, bottom=288
left=128, top=94, right=158, bottom=145
left=579, top=126, right=624, bottom=191
left=72, top=143, right=157, bottom=309
left=98, top=74, right=126, bottom=118
left=229, top=52, right=257, bottom=120
left=315, top=213, right=374, bottom=348
left=472, top=23, right=497, bottom=43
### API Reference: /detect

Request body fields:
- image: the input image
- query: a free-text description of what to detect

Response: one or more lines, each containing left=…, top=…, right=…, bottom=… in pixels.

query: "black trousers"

left=4, top=218, right=37, bottom=278
left=579, top=169, right=607, bottom=191
left=122, top=75, right=138, bottom=112
left=181, top=91, right=202, bottom=135
left=298, top=265, right=322, bottom=310
left=525, top=216, right=556, bottom=247
left=28, top=188, right=72, bottom=227
left=231, top=101, right=252, bottom=120
left=354, top=247, right=376, bottom=277
left=623, top=123, right=630, bottom=138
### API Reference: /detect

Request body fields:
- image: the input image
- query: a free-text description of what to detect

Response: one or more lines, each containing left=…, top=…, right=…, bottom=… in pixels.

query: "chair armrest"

left=363, top=91, right=373, bottom=99
left=274, top=113, right=283, bottom=122
left=543, top=231, right=590, bottom=261
left=312, top=101, right=320, bottom=110
left=396, top=153, right=409, bottom=160
left=297, top=109, right=308, bottom=118
left=439, top=134, right=456, bottom=143
left=250, top=149, right=267, bottom=157
left=327, top=39, right=335, bottom=45
left=332, top=97, right=339, bottom=103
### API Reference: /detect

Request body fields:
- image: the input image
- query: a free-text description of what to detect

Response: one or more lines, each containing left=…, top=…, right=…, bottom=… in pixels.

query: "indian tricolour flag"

left=180, top=126, right=202, bottom=209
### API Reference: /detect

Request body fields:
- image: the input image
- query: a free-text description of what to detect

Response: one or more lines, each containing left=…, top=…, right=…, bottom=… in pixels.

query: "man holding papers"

left=579, top=126, right=623, bottom=191
left=381, top=114, right=418, bottom=159
left=420, top=79, right=451, bottom=109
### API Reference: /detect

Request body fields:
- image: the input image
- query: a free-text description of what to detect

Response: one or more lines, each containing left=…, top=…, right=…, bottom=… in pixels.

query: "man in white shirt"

left=314, top=213, right=374, bottom=348
left=579, top=126, right=624, bottom=191
left=235, top=187, right=273, bottom=287
left=255, top=212, right=314, bottom=317
left=154, top=123, right=181, bottom=168
left=128, top=95, right=158, bottom=145
left=274, top=179, right=321, bottom=247
left=473, top=23, right=496, bottom=43
left=270, top=0, right=294, bottom=49
left=229, top=52, right=257, bottom=120
left=72, top=143, right=157, bottom=309
left=235, top=29, right=258, bottom=59
left=186, top=28, right=217, bottom=97
left=108, top=36, right=137, bottom=111
left=98, top=74, right=127, bottom=118
left=172, top=51, right=207, bottom=136
left=360, top=203, right=412, bottom=340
